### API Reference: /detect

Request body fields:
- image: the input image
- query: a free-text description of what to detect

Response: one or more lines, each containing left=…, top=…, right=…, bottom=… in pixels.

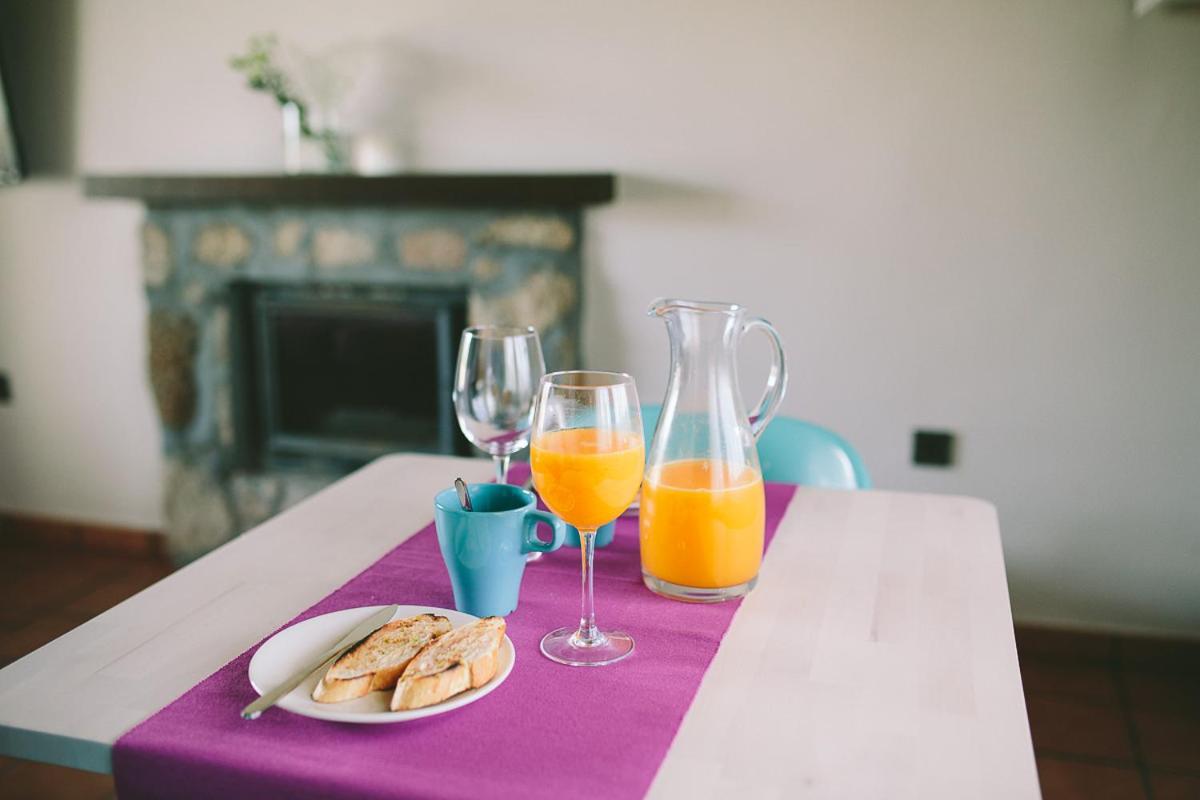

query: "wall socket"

left=0, top=372, right=11, bottom=404
left=913, top=429, right=954, bottom=467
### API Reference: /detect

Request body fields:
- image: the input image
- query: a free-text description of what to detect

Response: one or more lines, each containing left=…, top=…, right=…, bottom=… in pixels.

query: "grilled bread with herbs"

left=391, top=616, right=506, bottom=711
left=312, top=614, right=452, bottom=704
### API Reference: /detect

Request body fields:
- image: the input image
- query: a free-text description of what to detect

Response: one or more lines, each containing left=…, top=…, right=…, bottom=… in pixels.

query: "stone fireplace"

left=89, top=174, right=614, bottom=562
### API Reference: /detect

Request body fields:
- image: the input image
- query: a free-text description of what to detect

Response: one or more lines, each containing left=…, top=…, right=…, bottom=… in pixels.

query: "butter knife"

left=240, top=604, right=400, bottom=720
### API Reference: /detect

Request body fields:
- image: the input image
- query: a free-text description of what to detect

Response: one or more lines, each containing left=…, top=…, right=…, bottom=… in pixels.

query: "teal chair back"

left=641, top=405, right=870, bottom=489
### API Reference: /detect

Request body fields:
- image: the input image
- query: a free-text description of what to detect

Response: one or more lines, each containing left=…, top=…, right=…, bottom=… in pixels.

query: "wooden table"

left=0, top=454, right=1040, bottom=798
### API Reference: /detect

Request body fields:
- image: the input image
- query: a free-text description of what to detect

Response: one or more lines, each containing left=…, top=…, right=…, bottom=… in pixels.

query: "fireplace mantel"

left=84, top=173, right=616, bottom=208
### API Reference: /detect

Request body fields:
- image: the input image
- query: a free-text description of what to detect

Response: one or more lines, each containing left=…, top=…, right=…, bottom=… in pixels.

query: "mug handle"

left=523, top=509, right=566, bottom=554
left=742, top=316, right=788, bottom=441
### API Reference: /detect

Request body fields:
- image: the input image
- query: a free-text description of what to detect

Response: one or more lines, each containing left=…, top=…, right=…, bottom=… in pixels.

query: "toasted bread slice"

left=391, top=617, right=507, bottom=711
left=312, top=613, right=452, bottom=704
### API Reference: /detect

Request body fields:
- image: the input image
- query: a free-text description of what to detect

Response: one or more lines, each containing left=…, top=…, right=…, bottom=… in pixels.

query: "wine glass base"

left=540, top=627, right=634, bottom=667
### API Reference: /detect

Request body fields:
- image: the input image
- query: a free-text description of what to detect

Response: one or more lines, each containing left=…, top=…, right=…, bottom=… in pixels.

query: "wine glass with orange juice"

left=530, top=371, right=644, bottom=666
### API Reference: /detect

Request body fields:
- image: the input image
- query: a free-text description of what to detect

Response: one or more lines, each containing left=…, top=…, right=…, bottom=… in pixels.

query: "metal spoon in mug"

left=454, top=477, right=473, bottom=511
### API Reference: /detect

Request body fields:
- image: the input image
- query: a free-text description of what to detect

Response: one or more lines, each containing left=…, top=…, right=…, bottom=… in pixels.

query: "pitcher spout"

left=647, top=298, right=744, bottom=317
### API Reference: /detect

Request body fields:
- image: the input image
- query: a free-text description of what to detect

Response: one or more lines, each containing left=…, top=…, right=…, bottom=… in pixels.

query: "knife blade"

left=240, top=604, right=400, bottom=720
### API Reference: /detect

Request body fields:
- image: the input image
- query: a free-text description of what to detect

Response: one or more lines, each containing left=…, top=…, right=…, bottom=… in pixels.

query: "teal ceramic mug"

left=434, top=483, right=566, bottom=617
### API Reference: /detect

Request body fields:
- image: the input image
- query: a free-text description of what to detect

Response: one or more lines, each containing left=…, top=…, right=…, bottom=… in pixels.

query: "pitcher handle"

left=742, top=316, right=788, bottom=441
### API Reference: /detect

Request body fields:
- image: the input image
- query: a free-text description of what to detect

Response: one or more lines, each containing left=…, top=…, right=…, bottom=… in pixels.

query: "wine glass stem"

left=493, top=453, right=511, bottom=484
left=576, top=529, right=603, bottom=645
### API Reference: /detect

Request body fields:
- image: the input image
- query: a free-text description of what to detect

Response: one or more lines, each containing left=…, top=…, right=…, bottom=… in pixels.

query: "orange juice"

left=530, top=428, right=644, bottom=530
left=639, top=459, right=765, bottom=589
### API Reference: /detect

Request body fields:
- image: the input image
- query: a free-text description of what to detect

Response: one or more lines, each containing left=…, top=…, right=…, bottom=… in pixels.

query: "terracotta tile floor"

left=1018, top=627, right=1200, bottom=799
left=0, top=538, right=1197, bottom=799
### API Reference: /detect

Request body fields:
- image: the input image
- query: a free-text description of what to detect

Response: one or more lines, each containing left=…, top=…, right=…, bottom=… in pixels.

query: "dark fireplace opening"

left=232, top=282, right=470, bottom=470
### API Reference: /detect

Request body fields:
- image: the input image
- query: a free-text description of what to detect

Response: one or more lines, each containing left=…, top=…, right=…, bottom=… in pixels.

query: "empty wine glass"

left=453, top=326, right=545, bottom=484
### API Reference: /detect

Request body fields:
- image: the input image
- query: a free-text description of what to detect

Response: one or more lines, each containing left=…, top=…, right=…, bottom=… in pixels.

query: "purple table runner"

left=113, top=469, right=798, bottom=800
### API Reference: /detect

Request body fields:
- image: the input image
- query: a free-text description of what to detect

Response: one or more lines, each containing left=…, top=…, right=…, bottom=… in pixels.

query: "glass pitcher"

left=640, top=298, right=787, bottom=602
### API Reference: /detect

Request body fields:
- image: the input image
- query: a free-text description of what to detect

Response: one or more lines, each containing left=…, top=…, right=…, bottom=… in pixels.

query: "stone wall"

left=142, top=206, right=583, bottom=562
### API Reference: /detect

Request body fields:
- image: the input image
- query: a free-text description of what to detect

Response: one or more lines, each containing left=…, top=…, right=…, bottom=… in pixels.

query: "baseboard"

left=1013, top=613, right=1200, bottom=643
left=0, top=510, right=165, bottom=559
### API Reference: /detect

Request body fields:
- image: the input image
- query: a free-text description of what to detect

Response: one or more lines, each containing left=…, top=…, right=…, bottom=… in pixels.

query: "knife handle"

left=240, top=604, right=400, bottom=720
left=240, top=649, right=341, bottom=720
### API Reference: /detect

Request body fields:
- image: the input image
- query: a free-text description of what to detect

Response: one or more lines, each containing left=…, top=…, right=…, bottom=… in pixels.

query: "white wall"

left=0, top=182, right=160, bottom=526
left=0, top=0, right=1197, bottom=635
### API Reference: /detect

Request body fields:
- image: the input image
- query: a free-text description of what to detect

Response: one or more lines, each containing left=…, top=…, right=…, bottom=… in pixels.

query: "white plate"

left=247, top=604, right=515, bottom=724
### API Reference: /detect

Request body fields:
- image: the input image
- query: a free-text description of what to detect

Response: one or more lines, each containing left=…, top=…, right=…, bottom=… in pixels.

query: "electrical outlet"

left=913, top=429, right=954, bottom=467
left=0, top=372, right=10, bottom=404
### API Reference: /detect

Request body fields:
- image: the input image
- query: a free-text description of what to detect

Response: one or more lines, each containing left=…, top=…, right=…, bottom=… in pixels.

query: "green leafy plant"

left=230, top=35, right=345, bottom=170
